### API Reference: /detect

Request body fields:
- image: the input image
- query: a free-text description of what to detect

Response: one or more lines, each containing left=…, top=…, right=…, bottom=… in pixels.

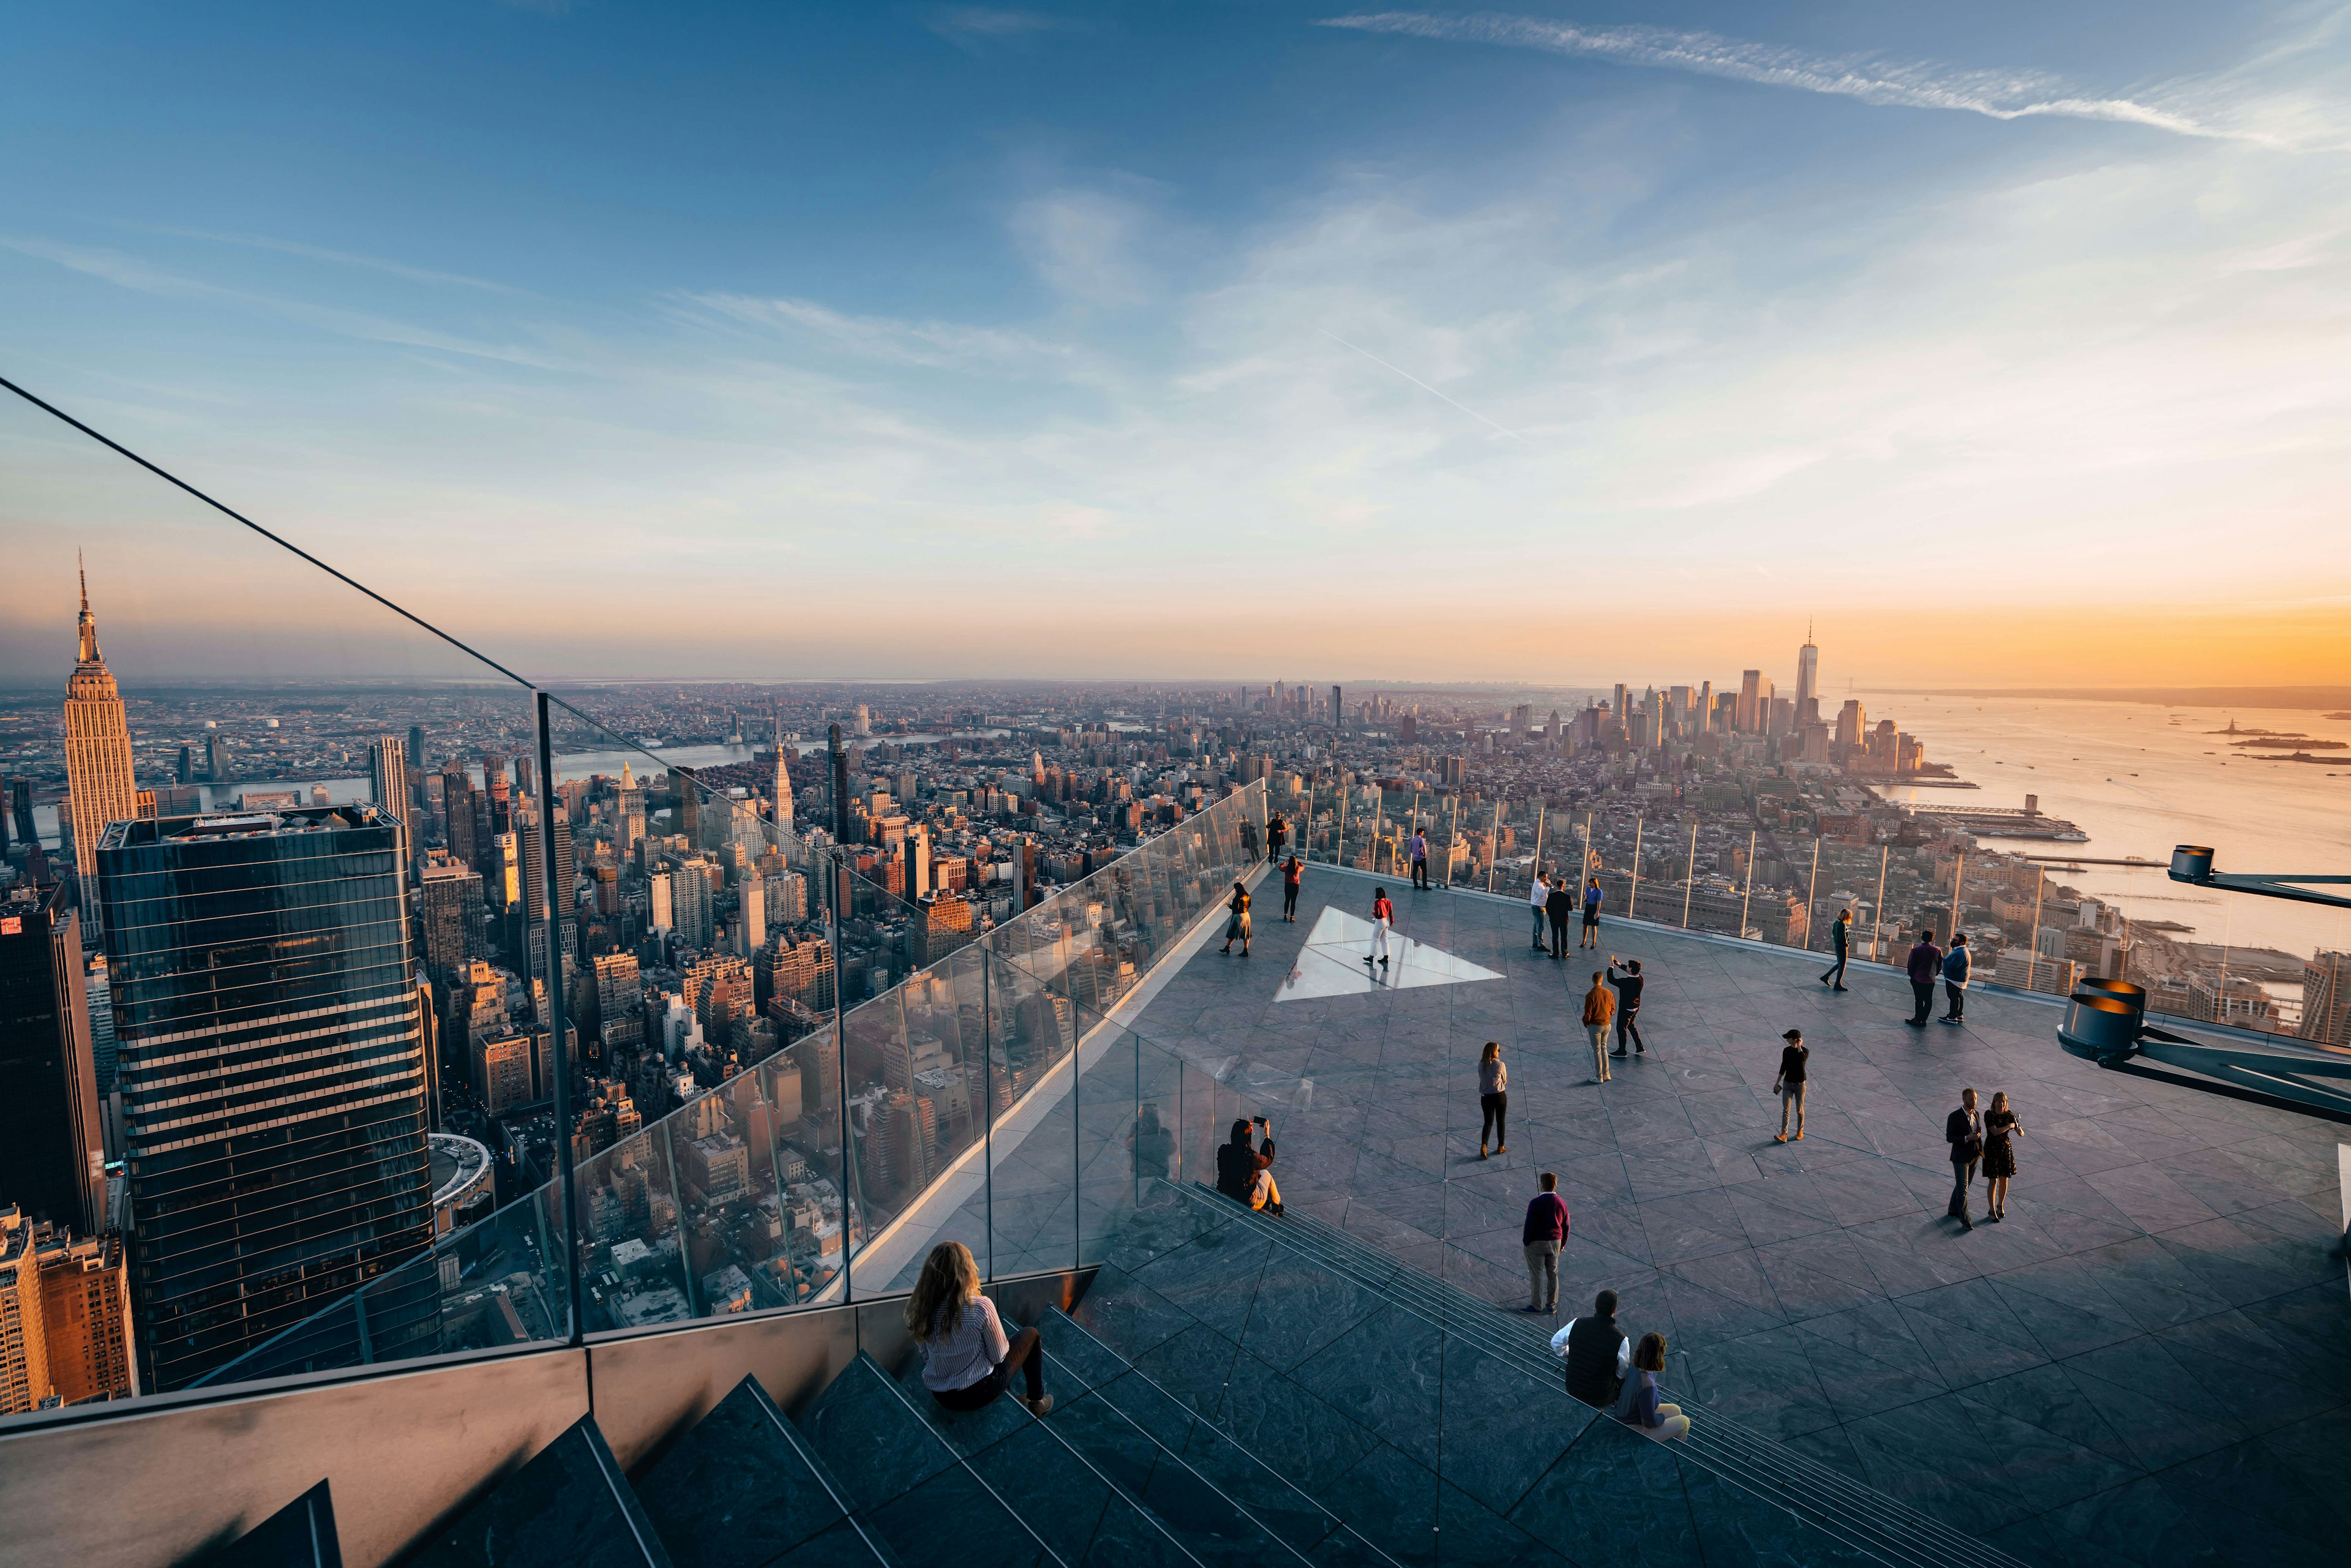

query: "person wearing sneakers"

left=1582, top=972, right=1616, bottom=1083
left=1217, top=1117, right=1282, bottom=1215
left=1365, top=887, right=1395, bottom=972
left=1529, top=871, right=1553, bottom=951
left=1820, top=909, right=1851, bottom=991
left=1478, top=1041, right=1509, bottom=1158
left=1606, top=956, right=1646, bottom=1057
left=1771, top=1028, right=1808, bottom=1142
left=1940, top=932, right=1971, bottom=1024
left=909, top=1241, right=1052, bottom=1417
left=1521, top=1173, right=1569, bottom=1315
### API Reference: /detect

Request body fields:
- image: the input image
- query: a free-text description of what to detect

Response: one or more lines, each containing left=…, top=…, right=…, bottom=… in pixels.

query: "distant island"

left=2231, top=736, right=2344, bottom=749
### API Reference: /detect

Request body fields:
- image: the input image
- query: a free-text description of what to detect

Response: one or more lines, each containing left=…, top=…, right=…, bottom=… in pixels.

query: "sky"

left=3, top=1, right=2349, bottom=690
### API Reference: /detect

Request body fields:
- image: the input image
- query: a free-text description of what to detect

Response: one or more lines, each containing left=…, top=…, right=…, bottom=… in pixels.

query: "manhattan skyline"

left=4, top=1, right=2350, bottom=685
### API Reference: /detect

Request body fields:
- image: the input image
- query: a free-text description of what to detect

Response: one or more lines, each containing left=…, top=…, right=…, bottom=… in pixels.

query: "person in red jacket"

left=1521, top=1172, right=1569, bottom=1315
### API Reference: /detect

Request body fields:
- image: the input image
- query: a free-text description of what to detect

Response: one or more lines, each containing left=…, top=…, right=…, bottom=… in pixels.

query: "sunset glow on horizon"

left=4, top=1, right=2348, bottom=689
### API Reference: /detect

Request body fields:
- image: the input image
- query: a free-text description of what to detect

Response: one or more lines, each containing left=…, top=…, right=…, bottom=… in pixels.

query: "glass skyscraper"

left=97, top=805, right=435, bottom=1390
left=0, top=878, right=106, bottom=1237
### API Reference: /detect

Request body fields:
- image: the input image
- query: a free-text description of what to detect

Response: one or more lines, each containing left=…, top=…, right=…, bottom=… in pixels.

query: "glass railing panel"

left=575, top=1108, right=690, bottom=1330
left=980, top=949, right=1079, bottom=1277
left=1074, top=1011, right=1138, bottom=1266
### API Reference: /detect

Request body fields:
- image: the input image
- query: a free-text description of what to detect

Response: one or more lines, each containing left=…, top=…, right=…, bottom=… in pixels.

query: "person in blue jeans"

left=1941, top=932, right=1971, bottom=1024
left=1819, top=909, right=1851, bottom=991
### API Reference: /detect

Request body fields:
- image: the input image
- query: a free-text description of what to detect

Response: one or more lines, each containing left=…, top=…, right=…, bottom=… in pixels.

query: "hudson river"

left=1870, top=694, right=2351, bottom=962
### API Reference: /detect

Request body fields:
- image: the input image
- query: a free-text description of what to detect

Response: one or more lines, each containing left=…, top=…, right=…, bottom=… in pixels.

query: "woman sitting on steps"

left=906, top=1241, right=1052, bottom=1417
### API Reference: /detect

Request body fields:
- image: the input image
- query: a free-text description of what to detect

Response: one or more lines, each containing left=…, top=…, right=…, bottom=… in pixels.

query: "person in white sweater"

left=906, top=1242, right=1052, bottom=1416
left=1479, top=1040, right=1509, bottom=1158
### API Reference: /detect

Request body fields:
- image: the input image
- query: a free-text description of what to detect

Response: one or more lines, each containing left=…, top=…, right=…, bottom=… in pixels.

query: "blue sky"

left=4, top=1, right=2348, bottom=686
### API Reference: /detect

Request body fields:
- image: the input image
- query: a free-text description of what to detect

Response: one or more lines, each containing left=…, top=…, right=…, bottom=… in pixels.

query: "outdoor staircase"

left=195, top=1180, right=2036, bottom=1568
left=1181, top=1182, right=2029, bottom=1568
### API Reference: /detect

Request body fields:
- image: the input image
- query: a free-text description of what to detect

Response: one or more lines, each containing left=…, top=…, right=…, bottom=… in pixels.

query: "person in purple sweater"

left=1903, top=929, right=1944, bottom=1028
left=1521, top=1172, right=1569, bottom=1315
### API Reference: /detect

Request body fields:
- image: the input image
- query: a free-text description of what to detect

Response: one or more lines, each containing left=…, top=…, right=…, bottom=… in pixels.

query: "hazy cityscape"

left=6, top=582, right=2345, bottom=1411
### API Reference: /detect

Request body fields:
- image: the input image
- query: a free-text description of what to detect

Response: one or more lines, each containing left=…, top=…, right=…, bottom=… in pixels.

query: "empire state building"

left=64, top=562, right=139, bottom=919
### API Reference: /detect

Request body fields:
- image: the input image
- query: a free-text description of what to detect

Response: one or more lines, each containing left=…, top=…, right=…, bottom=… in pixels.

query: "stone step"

left=888, top=1323, right=1299, bottom=1567
left=637, top=1375, right=898, bottom=1568
left=1037, top=1307, right=1404, bottom=1568
left=400, top=1414, right=673, bottom=1568
left=1183, top=1184, right=2030, bottom=1568
left=200, top=1479, right=342, bottom=1568
left=795, top=1354, right=1067, bottom=1568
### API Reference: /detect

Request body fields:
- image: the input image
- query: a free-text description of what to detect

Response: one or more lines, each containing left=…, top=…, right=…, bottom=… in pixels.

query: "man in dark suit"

left=1545, top=877, right=1575, bottom=959
left=1945, top=1088, right=1982, bottom=1231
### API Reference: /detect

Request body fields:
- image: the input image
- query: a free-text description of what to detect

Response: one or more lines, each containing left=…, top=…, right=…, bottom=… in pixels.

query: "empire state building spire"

left=77, top=551, right=102, bottom=666
left=64, top=560, right=140, bottom=920
left=771, top=709, right=793, bottom=830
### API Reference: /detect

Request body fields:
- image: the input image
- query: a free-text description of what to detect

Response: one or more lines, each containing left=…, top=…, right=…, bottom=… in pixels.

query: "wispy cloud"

left=672, top=291, right=1073, bottom=371
left=921, top=7, right=1074, bottom=54
left=1318, top=328, right=1527, bottom=443
left=144, top=228, right=524, bottom=293
left=1318, top=11, right=2279, bottom=146
left=0, top=233, right=569, bottom=370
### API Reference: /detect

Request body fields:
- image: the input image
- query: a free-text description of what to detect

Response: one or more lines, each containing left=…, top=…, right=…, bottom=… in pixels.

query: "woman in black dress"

left=1982, top=1091, right=2021, bottom=1220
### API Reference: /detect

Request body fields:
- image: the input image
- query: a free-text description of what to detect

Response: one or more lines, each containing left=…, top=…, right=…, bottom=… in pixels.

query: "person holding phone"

left=1215, top=1116, right=1281, bottom=1214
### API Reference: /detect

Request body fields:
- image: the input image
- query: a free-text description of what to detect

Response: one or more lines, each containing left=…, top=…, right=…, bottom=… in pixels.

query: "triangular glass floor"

left=1275, top=906, right=1504, bottom=1001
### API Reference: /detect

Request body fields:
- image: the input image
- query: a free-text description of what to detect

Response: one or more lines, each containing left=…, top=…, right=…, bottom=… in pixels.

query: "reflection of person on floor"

left=1215, top=1117, right=1282, bottom=1215
left=1364, top=888, right=1394, bottom=972
left=1614, top=1333, right=1690, bottom=1441
left=1552, top=1289, right=1629, bottom=1407
left=910, top=1241, right=1052, bottom=1417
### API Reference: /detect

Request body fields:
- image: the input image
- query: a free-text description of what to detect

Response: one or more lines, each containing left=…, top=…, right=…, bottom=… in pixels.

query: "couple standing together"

left=1530, top=872, right=1603, bottom=958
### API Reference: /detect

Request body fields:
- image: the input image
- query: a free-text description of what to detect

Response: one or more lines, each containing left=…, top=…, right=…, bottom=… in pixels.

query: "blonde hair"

left=1990, top=1091, right=2009, bottom=1114
left=1481, top=1041, right=1501, bottom=1065
left=904, top=1241, right=980, bottom=1340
